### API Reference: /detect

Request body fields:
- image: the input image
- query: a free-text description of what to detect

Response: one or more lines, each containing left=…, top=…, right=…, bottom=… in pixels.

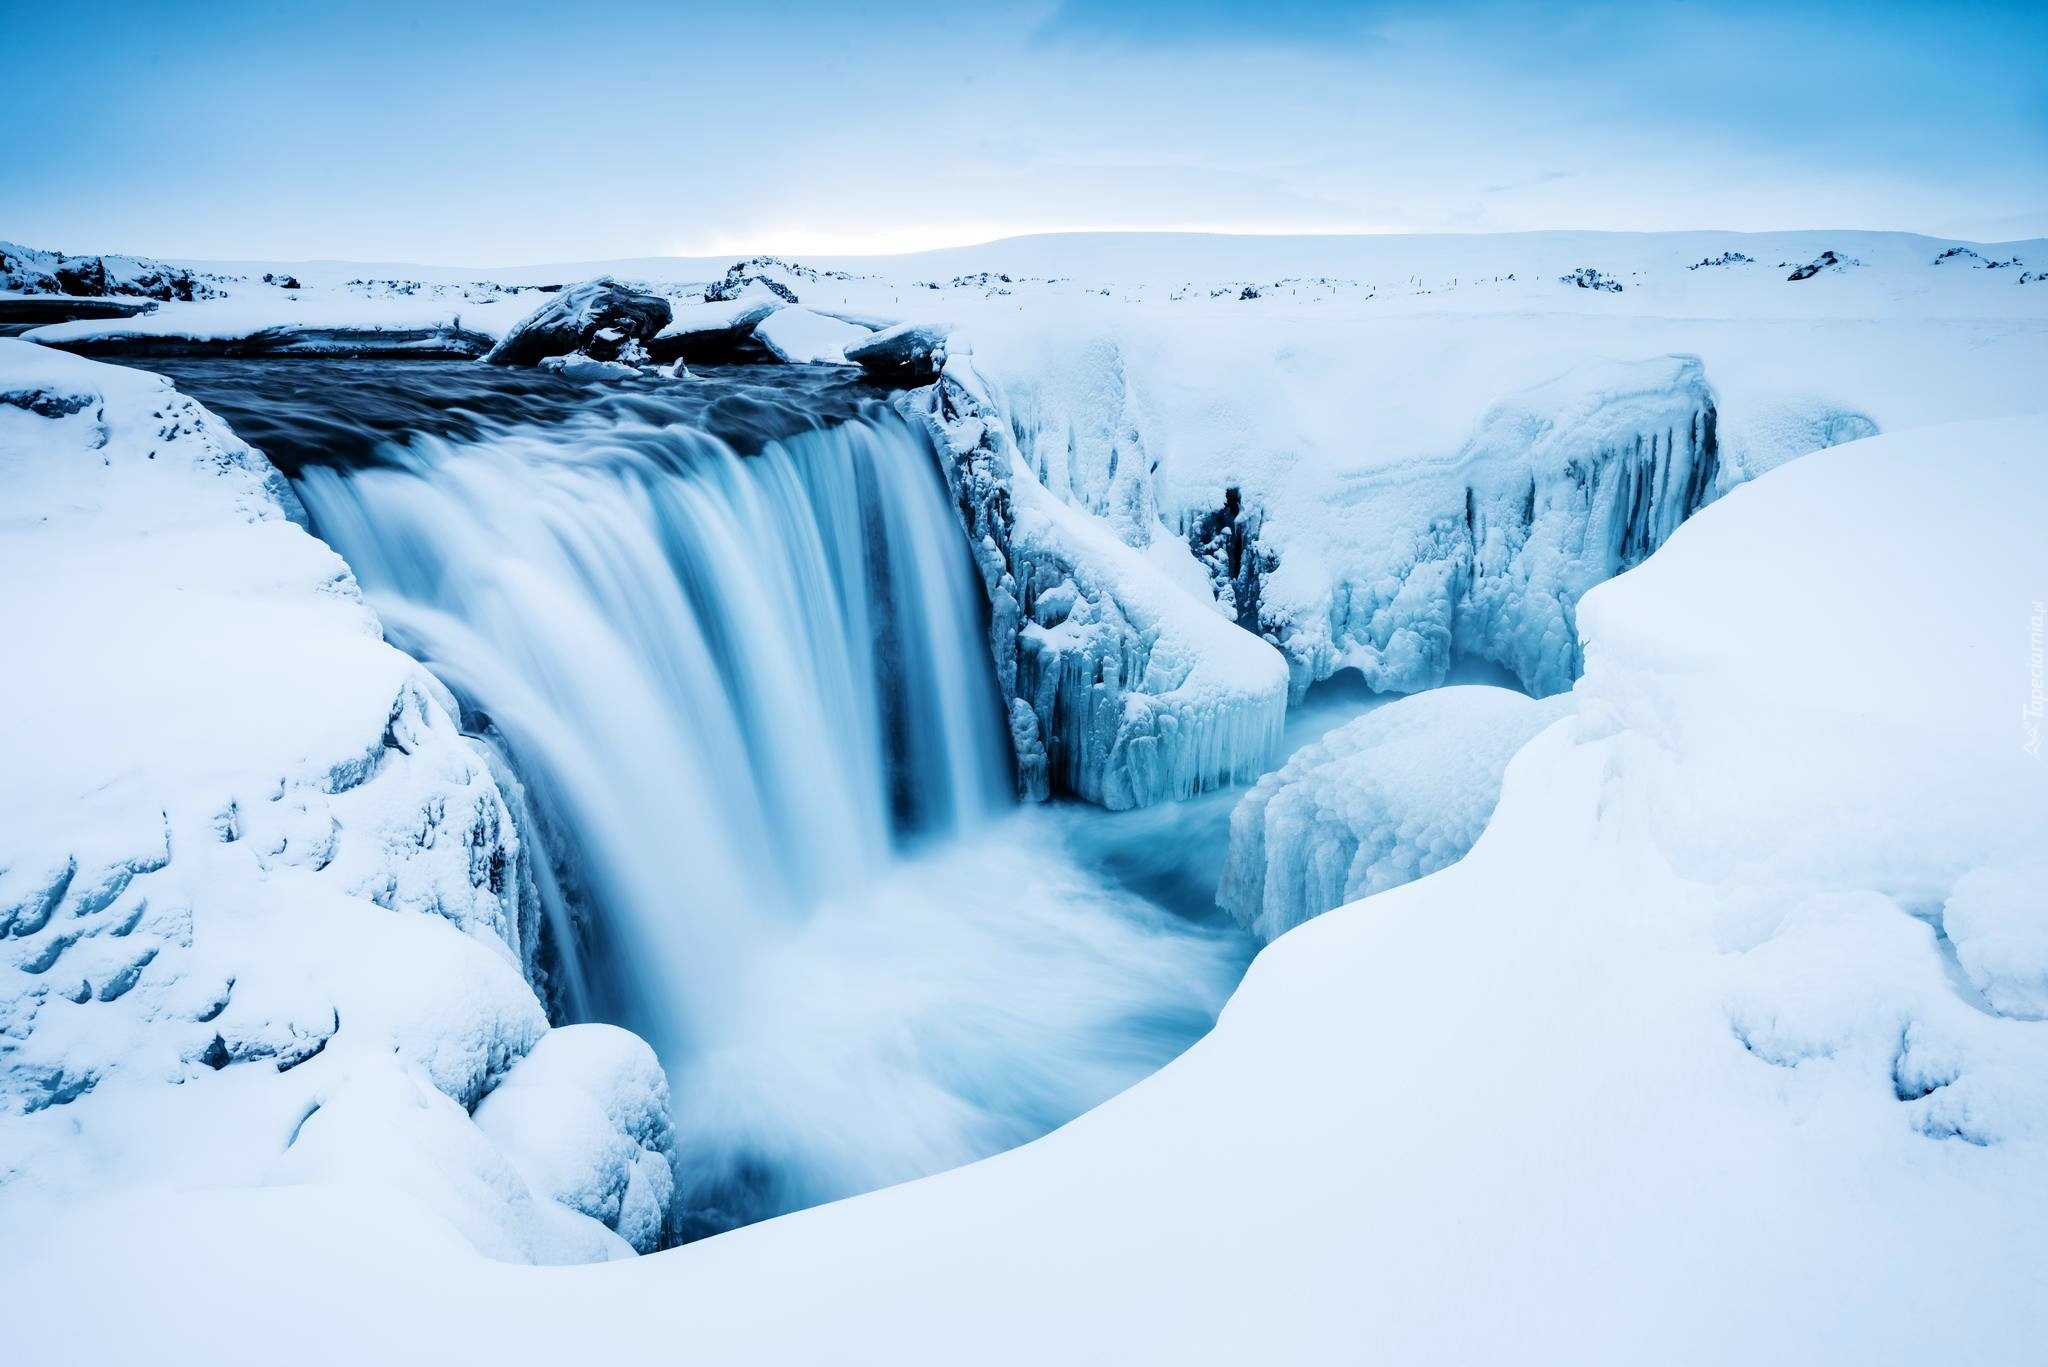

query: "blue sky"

left=3, top=0, right=2042, bottom=263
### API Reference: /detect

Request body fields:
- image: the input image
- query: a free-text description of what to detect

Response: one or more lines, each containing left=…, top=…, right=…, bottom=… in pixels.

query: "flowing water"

left=156, top=359, right=1256, bottom=1240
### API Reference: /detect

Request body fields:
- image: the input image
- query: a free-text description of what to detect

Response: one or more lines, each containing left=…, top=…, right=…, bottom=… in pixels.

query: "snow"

left=5, top=412, right=2044, bottom=1362
left=0, top=340, right=669, bottom=1263
left=2, top=226, right=2047, bottom=1356
left=1218, top=684, right=1570, bottom=942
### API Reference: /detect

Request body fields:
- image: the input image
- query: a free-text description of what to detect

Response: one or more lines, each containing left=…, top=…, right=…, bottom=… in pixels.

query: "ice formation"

left=988, top=339, right=1727, bottom=702
left=1218, top=684, right=1571, bottom=943
left=912, top=353, right=1288, bottom=810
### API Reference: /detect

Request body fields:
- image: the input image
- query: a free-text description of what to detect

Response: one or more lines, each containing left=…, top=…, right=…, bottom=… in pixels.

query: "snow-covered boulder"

left=701, top=256, right=807, bottom=304
left=751, top=307, right=873, bottom=365
left=486, top=279, right=672, bottom=368
left=1218, top=685, right=1571, bottom=943
left=474, top=1025, right=676, bottom=1253
left=0, top=340, right=661, bottom=1264
left=646, top=299, right=778, bottom=365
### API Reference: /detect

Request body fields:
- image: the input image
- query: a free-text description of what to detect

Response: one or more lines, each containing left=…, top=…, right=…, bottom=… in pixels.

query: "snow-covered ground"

left=3, top=230, right=2047, bottom=1362
left=7, top=409, right=2042, bottom=1364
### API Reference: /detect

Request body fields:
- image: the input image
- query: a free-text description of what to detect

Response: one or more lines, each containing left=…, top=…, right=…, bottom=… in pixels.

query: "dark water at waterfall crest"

left=158, top=359, right=1251, bottom=1241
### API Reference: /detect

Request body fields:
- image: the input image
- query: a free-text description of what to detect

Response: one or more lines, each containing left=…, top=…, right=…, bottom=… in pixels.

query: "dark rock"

left=844, top=323, right=949, bottom=387
left=486, top=278, right=673, bottom=367
left=1560, top=267, right=1624, bottom=293
left=263, top=272, right=304, bottom=290
left=0, top=387, right=97, bottom=418
left=1786, top=250, right=1857, bottom=281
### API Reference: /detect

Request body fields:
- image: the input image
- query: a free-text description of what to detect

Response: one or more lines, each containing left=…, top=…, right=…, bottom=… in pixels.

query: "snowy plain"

left=4, top=229, right=2047, bottom=1363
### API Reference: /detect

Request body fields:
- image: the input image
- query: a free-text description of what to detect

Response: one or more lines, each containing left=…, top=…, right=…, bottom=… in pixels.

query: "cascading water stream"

left=151, top=360, right=1251, bottom=1241
left=297, top=407, right=1013, bottom=1055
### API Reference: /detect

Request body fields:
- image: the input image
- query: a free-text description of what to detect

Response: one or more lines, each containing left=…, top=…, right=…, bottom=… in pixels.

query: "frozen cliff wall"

left=909, top=338, right=1732, bottom=807
left=0, top=341, right=670, bottom=1260
left=982, top=328, right=1738, bottom=702
left=911, top=352, right=1286, bottom=811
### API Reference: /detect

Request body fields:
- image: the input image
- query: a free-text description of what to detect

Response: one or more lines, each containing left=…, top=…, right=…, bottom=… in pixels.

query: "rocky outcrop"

left=847, top=324, right=949, bottom=387
left=486, top=279, right=672, bottom=368
left=0, top=240, right=226, bottom=302
left=1786, top=250, right=1858, bottom=281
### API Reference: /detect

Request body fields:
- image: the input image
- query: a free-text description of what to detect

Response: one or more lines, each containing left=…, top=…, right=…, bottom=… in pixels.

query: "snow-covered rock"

left=486, top=279, right=672, bottom=368
left=0, top=340, right=661, bottom=1264
left=646, top=299, right=778, bottom=365
left=474, top=1024, right=676, bottom=1253
left=750, top=306, right=872, bottom=365
left=0, top=239, right=226, bottom=302
left=1218, top=684, right=1571, bottom=943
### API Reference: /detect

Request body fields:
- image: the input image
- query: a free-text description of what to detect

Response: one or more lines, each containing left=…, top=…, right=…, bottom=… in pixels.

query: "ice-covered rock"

left=1218, top=685, right=1571, bottom=942
left=486, top=278, right=672, bottom=367
left=0, top=341, right=661, bottom=1264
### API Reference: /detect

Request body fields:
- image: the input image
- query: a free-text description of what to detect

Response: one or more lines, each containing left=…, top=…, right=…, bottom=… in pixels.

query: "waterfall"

left=297, top=405, right=1013, bottom=1054
left=269, top=374, right=1244, bottom=1241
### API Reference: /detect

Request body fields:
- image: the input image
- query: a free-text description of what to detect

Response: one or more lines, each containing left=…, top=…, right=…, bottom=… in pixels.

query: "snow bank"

left=1218, top=684, right=1570, bottom=942
left=0, top=341, right=665, bottom=1261
left=8, top=414, right=2043, bottom=1364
